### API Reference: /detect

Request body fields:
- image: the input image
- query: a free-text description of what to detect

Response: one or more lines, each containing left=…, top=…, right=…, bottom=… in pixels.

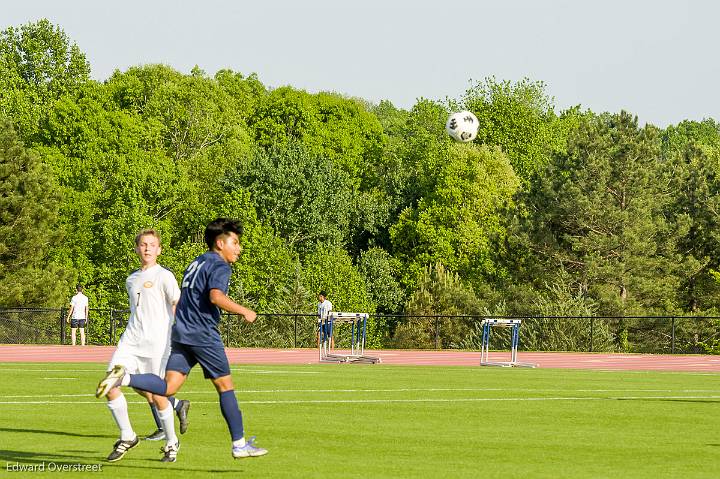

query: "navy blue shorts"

left=165, top=341, right=231, bottom=379
left=70, top=319, right=87, bottom=328
left=318, top=320, right=333, bottom=340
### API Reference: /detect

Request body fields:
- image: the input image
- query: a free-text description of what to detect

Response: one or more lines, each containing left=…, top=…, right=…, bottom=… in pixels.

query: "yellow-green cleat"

left=96, top=364, right=126, bottom=399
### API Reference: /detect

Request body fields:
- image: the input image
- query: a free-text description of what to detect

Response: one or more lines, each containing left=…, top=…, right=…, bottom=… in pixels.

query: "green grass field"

left=1, top=362, right=719, bottom=478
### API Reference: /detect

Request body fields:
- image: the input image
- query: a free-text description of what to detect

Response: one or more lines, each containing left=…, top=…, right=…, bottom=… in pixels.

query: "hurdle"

left=319, top=312, right=381, bottom=364
left=479, top=318, right=536, bottom=368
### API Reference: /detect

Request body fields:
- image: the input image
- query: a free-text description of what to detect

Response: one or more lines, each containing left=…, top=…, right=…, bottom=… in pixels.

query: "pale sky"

left=4, top=0, right=719, bottom=127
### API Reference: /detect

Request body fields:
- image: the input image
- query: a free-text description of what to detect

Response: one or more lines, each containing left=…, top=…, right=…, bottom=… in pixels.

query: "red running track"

left=1, top=344, right=720, bottom=372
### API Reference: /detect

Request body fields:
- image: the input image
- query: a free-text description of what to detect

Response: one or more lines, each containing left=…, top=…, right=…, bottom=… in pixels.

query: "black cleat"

left=145, top=429, right=165, bottom=441
left=176, top=400, right=190, bottom=434
left=160, top=441, right=180, bottom=463
left=106, top=436, right=139, bottom=462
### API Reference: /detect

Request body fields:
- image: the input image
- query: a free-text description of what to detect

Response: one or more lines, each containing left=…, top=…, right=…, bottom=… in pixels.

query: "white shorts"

left=107, top=346, right=169, bottom=377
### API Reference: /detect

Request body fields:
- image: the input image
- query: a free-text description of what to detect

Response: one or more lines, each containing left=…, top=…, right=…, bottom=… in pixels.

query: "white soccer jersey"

left=70, top=293, right=89, bottom=319
left=118, top=264, right=181, bottom=359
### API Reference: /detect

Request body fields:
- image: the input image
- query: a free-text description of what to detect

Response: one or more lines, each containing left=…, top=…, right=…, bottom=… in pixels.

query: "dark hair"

left=205, top=218, right=242, bottom=250
left=319, top=290, right=327, bottom=297
left=76, top=285, right=83, bottom=292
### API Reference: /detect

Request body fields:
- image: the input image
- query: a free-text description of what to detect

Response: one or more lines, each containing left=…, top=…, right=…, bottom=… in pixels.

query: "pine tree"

left=519, top=111, right=679, bottom=316
left=0, top=119, right=70, bottom=306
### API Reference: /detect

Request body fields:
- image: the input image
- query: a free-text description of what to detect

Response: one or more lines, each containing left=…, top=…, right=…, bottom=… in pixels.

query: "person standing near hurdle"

left=66, top=285, right=89, bottom=346
left=95, top=218, right=268, bottom=463
left=317, top=291, right=334, bottom=349
left=99, top=229, right=190, bottom=462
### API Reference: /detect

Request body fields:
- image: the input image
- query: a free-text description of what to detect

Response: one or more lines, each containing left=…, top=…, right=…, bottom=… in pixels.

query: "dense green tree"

left=35, top=80, right=198, bottom=307
left=227, top=142, right=354, bottom=255
left=4, top=18, right=720, bottom=354
left=357, top=247, right=405, bottom=314
left=0, top=19, right=90, bottom=138
left=517, top=112, right=680, bottom=316
left=248, top=87, right=384, bottom=184
left=390, top=143, right=520, bottom=290
left=0, top=119, right=71, bottom=306
left=661, top=120, right=720, bottom=311
left=364, top=99, right=446, bottom=254
left=394, top=262, right=481, bottom=349
left=104, top=65, right=260, bottom=243
left=459, top=77, right=567, bottom=181
left=301, top=244, right=380, bottom=345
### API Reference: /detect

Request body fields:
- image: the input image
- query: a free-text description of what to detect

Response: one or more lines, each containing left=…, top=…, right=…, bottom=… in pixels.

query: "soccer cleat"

left=145, top=429, right=166, bottom=441
left=96, top=365, right=126, bottom=399
left=160, top=441, right=180, bottom=463
left=232, top=436, right=268, bottom=458
left=176, top=399, right=190, bottom=434
left=106, top=436, right=139, bottom=462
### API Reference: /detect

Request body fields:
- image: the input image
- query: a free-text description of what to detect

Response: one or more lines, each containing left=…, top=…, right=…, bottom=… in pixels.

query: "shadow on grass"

left=0, top=449, right=99, bottom=467
left=0, top=449, right=243, bottom=473
left=105, top=463, right=243, bottom=473
left=0, top=426, right=114, bottom=439
left=615, top=398, right=720, bottom=404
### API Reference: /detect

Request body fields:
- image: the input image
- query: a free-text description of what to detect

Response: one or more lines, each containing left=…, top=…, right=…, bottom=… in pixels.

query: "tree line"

left=2, top=20, right=720, bottom=349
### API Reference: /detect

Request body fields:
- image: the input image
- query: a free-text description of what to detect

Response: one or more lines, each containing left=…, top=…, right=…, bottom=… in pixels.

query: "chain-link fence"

left=0, top=308, right=64, bottom=344
left=1, top=309, right=719, bottom=354
left=386, top=315, right=720, bottom=354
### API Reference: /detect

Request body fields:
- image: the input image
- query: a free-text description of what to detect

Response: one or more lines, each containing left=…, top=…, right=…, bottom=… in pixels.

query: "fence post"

left=671, top=317, right=675, bottom=354
left=111, top=309, right=116, bottom=344
left=434, top=316, right=440, bottom=349
left=293, top=315, right=298, bottom=348
left=60, top=308, right=66, bottom=345
left=590, top=317, right=594, bottom=352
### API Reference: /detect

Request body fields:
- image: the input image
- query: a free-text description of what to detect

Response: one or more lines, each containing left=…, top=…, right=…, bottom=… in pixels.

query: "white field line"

left=1, top=395, right=720, bottom=405
left=4, top=387, right=720, bottom=399
left=0, top=367, right=320, bottom=374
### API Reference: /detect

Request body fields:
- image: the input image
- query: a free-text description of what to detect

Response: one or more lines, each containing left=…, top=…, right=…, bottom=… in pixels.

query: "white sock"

left=107, top=394, right=135, bottom=441
left=158, top=404, right=178, bottom=446
left=121, top=374, right=131, bottom=387
left=232, top=437, right=246, bottom=448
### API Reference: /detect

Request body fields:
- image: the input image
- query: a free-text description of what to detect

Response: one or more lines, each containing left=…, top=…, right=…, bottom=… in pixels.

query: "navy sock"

left=167, top=396, right=181, bottom=412
left=128, top=374, right=167, bottom=396
left=149, top=403, right=162, bottom=430
left=219, top=390, right=244, bottom=441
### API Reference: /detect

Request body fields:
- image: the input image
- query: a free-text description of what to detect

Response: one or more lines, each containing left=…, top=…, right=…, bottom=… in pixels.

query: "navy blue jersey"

left=172, top=251, right=232, bottom=346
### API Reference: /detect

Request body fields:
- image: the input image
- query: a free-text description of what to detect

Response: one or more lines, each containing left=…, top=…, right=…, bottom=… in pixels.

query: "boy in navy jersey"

left=96, top=219, right=267, bottom=462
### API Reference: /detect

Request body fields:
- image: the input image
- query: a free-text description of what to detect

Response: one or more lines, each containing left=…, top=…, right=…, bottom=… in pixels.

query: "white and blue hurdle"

left=319, top=312, right=381, bottom=364
left=479, top=318, right=536, bottom=368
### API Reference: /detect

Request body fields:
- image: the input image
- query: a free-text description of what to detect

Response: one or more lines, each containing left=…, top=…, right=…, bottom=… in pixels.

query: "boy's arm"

left=209, top=289, right=257, bottom=323
left=163, top=272, right=181, bottom=317
left=66, top=304, right=74, bottom=322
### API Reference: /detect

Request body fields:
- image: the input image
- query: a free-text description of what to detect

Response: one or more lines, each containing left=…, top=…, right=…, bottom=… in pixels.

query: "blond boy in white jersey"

left=102, top=229, right=190, bottom=462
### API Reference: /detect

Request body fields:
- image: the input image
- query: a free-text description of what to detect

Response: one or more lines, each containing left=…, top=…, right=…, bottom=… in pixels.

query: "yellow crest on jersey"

left=143, top=281, right=153, bottom=288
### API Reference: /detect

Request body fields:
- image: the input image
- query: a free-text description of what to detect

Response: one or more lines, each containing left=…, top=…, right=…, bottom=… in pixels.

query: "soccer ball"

left=445, top=110, right=479, bottom=143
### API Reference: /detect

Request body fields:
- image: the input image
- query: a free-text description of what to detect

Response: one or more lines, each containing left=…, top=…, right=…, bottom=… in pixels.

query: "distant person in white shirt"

left=66, top=285, right=89, bottom=346
left=100, top=229, right=190, bottom=462
left=317, top=291, right=334, bottom=348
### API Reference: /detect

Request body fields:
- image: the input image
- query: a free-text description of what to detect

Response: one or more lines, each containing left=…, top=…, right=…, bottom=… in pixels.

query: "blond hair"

left=135, top=229, right=162, bottom=246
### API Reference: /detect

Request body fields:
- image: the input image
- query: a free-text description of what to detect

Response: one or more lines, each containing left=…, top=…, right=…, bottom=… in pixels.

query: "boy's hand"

left=244, top=310, right=257, bottom=323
